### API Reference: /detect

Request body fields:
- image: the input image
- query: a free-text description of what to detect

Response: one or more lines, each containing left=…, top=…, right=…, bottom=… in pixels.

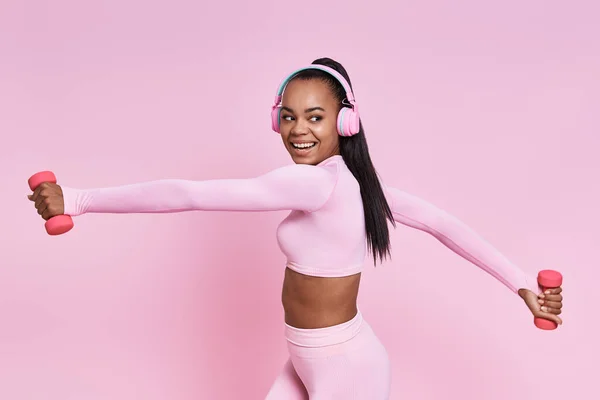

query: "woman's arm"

left=384, top=185, right=540, bottom=295
left=62, top=164, right=338, bottom=216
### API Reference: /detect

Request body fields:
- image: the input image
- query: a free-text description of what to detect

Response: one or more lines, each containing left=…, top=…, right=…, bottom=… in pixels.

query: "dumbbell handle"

left=28, top=171, right=74, bottom=236
left=534, top=269, right=563, bottom=330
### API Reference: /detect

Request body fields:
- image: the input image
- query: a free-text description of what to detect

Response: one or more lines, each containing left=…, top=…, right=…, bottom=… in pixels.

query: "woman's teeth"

left=292, top=143, right=316, bottom=149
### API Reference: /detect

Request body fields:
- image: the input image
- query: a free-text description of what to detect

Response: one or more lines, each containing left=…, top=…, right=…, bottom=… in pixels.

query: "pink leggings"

left=265, top=310, right=391, bottom=399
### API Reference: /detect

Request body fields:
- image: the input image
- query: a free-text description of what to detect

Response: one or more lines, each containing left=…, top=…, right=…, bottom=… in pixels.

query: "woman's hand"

left=28, top=182, right=65, bottom=220
left=518, top=287, right=563, bottom=326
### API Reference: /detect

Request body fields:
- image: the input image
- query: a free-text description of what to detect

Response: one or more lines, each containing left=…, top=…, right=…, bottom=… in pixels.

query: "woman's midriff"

left=282, top=266, right=361, bottom=329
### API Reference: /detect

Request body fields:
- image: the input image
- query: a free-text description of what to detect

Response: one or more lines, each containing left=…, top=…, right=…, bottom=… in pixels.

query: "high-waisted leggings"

left=265, top=310, right=391, bottom=399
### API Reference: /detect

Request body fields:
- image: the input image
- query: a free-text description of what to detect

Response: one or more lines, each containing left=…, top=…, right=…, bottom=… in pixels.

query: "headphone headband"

left=273, top=65, right=356, bottom=107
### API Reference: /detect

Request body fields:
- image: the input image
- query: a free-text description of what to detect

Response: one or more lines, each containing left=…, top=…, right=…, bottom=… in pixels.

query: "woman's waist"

left=284, top=308, right=366, bottom=350
left=281, top=266, right=360, bottom=329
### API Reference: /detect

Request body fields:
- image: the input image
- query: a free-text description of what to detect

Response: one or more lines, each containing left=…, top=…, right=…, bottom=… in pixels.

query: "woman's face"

left=279, top=78, right=341, bottom=165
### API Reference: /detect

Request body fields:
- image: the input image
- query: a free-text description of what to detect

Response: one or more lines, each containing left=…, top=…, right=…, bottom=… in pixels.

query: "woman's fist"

left=519, top=287, right=563, bottom=326
left=28, top=182, right=65, bottom=220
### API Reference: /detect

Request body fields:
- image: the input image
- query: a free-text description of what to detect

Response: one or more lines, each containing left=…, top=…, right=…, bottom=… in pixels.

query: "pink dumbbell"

left=535, top=269, right=563, bottom=330
left=28, top=171, right=74, bottom=236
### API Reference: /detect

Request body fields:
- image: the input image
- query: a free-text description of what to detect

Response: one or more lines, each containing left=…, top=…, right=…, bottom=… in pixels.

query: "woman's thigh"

left=264, top=357, right=308, bottom=400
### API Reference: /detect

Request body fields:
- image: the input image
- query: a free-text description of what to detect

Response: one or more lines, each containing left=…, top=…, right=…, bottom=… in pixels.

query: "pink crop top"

left=61, top=155, right=540, bottom=295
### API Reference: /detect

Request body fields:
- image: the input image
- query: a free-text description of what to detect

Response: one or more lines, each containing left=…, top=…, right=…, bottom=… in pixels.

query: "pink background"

left=1, top=0, right=598, bottom=398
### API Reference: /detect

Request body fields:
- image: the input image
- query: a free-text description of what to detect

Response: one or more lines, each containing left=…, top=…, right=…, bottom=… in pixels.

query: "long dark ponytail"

left=291, top=57, right=395, bottom=264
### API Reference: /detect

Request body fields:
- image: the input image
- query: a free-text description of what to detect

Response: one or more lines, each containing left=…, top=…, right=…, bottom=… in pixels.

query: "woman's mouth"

left=291, top=142, right=317, bottom=153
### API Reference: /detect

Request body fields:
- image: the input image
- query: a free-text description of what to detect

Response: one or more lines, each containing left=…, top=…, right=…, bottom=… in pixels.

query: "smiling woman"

left=279, top=80, right=341, bottom=162
left=27, top=57, right=563, bottom=400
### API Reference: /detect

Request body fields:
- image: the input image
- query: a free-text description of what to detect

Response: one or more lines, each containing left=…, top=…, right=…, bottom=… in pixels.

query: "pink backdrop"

left=1, top=0, right=597, bottom=398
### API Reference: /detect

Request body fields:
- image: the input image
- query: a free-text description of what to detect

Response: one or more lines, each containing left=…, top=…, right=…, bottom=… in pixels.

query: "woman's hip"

left=282, top=309, right=391, bottom=399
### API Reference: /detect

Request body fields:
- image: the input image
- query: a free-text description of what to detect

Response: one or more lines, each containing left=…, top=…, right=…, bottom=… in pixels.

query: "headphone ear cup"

left=271, top=106, right=281, bottom=133
left=337, top=107, right=360, bottom=137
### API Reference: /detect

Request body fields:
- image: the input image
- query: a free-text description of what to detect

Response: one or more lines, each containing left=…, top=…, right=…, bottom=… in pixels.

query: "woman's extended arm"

left=384, top=186, right=540, bottom=295
left=61, top=164, right=338, bottom=216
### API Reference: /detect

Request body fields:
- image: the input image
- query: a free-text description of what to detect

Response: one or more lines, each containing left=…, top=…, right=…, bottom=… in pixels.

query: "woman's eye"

left=280, top=115, right=321, bottom=122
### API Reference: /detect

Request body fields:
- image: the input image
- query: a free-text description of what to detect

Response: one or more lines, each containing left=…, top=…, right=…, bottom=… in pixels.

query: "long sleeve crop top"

left=61, top=155, right=540, bottom=295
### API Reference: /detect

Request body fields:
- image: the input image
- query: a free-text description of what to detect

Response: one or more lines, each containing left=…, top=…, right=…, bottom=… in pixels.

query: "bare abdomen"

left=281, top=267, right=361, bottom=329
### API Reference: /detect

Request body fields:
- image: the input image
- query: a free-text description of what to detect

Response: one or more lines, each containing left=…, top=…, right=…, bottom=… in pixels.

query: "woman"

left=28, top=57, right=564, bottom=399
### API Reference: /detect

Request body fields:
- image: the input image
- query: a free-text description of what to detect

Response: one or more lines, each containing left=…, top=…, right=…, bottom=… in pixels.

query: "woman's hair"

left=290, top=57, right=395, bottom=264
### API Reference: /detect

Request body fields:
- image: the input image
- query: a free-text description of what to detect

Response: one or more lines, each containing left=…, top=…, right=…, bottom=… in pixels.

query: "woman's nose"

left=290, top=119, right=310, bottom=135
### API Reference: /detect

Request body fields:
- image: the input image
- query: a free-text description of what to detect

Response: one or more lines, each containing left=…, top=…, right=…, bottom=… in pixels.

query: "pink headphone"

left=271, top=65, right=361, bottom=137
